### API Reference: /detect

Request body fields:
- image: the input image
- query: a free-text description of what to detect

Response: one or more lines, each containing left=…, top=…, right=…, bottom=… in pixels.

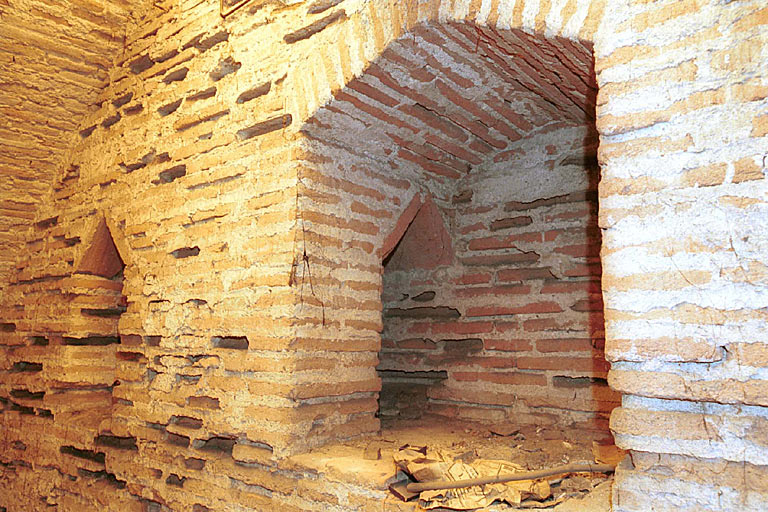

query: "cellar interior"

left=0, top=1, right=766, bottom=511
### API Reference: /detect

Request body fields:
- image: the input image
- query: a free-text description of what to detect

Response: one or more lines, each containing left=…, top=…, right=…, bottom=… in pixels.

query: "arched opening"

left=379, top=195, right=455, bottom=420
left=76, top=217, right=125, bottom=280
left=297, top=20, right=618, bottom=451
left=47, top=216, right=127, bottom=451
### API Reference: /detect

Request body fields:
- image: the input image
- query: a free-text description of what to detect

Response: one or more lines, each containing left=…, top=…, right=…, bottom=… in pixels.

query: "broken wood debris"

left=390, top=444, right=616, bottom=510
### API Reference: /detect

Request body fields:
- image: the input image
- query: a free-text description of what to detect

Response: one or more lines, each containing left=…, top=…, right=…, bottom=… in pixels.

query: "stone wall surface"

left=0, top=0, right=764, bottom=510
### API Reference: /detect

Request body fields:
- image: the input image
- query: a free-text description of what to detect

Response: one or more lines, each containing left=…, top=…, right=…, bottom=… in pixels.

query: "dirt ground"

left=330, top=415, right=617, bottom=511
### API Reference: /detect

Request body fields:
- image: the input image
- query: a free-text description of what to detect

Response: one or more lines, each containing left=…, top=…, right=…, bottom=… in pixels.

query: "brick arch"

left=288, top=0, right=606, bottom=128
left=297, top=18, right=599, bottom=248
left=291, top=14, right=611, bottom=450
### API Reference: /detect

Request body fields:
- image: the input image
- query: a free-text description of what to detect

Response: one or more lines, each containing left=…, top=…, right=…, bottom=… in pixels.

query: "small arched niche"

left=379, top=194, right=456, bottom=419
left=76, top=216, right=125, bottom=279
left=51, top=216, right=128, bottom=430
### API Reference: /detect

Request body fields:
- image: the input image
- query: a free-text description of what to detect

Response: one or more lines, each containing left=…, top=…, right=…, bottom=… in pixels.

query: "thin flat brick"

left=237, top=114, right=293, bottom=140
left=284, top=10, right=347, bottom=43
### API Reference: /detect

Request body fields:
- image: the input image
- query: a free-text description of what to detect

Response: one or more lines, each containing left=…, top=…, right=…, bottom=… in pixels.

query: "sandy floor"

left=291, top=416, right=615, bottom=511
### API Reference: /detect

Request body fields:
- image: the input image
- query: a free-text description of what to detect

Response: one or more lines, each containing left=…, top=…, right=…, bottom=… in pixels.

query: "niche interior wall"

left=0, top=0, right=766, bottom=511
left=297, top=21, right=617, bottom=437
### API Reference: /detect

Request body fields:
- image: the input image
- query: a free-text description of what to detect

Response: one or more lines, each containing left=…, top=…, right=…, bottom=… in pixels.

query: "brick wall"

left=0, top=0, right=765, bottom=510
left=1, top=0, right=308, bottom=509
left=596, top=1, right=768, bottom=510
left=0, top=0, right=147, bottom=290
left=378, top=122, right=618, bottom=431
left=295, top=20, right=612, bottom=441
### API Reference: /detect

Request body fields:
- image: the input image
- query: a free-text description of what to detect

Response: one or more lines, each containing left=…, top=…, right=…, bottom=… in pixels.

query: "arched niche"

left=292, top=20, right=615, bottom=447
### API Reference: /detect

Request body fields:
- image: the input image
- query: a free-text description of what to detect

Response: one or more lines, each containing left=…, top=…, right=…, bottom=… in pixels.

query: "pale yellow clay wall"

left=0, top=0, right=152, bottom=289
left=596, top=2, right=768, bottom=510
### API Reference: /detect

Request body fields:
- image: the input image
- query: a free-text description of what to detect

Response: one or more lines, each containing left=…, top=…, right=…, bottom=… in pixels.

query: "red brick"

left=436, top=80, right=521, bottom=142
left=352, top=163, right=411, bottom=190
left=544, top=229, right=563, bottom=242
left=517, top=356, right=609, bottom=372
left=454, top=272, right=491, bottom=285
left=468, top=233, right=541, bottom=250
left=463, top=205, right=494, bottom=215
left=554, top=244, right=600, bottom=258
left=398, top=103, right=468, bottom=142
left=388, top=133, right=469, bottom=172
left=334, top=90, right=417, bottom=135
left=482, top=97, right=533, bottom=133
left=523, top=317, right=588, bottom=332
left=120, top=334, right=142, bottom=346
left=489, top=216, right=533, bottom=231
left=571, top=296, right=604, bottom=312
left=467, top=127, right=506, bottom=153
left=467, top=236, right=507, bottom=251
left=350, top=200, right=392, bottom=219
left=461, top=251, right=540, bottom=267
left=427, top=59, right=475, bottom=90
left=380, top=194, right=421, bottom=258
left=509, top=231, right=543, bottom=243
left=472, top=356, right=519, bottom=368
left=396, top=338, right=437, bottom=350
left=300, top=167, right=387, bottom=201
left=467, top=301, right=563, bottom=317
left=437, top=76, right=508, bottom=137
left=498, top=268, right=556, bottom=282
left=406, top=322, right=431, bottom=334
left=381, top=49, right=435, bottom=83
left=452, top=371, right=547, bottom=386
left=484, top=339, right=532, bottom=352
left=493, top=320, right=520, bottom=331
left=423, top=133, right=483, bottom=164
left=536, top=338, right=596, bottom=353
left=302, top=211, right=379, bottom=235
left=430, top=321, right=494, bottom=334
left=545, top=206, right=593, bottom=222
left=460, top=222, right=486, bottom=234
left=346, top=79, right=399, bottom=107
left=563, top=263, right=602, bottom=278
left=397, top=147, right=463, bottom=179
left=540, top=279, right=601, bottom=294
left=348, top=239, right=375, bottom=254
left=455, top=284, right=531, bottom=298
